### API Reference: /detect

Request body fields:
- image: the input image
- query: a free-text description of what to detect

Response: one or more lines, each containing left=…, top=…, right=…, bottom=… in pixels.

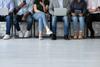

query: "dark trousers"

left=86, top=13, right=100, bottom=36
left=13, top=14, right=33, bottom=32
left=0, top=15, right=13, bottom=35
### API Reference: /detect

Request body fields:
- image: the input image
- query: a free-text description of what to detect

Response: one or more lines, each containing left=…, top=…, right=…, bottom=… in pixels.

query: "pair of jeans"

left=72, top=16, right=85, bottom=33
left=6, top=15, right=13, bottom=35
left=51, top=16, right=69, bottom=35
left=0, top=15, right=13, bottom=35
left=33, top=12, right=48, bottom=33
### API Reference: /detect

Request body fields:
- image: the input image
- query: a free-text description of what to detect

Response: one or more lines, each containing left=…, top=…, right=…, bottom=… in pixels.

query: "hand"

left=22, top=16, right=26, bottom=21
left=79, top=13, right=83, bottom=16
left=71, top=13, right=76, bottom=16
left=39, top=2, right=44, bottom=7
left=97, top=7, right=100, bottom=11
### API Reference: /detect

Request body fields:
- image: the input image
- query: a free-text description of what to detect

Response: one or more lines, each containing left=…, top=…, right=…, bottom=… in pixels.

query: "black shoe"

left=90, top=35, right=95, bottom=38
left=51, top=34, right=57, bottom=40
left=90, top=31, right=95, bottom=38
left=64, top=35, right=70, bottom=40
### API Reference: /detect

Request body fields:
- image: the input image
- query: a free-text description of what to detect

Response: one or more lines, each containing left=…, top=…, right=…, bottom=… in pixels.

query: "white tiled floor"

left=0, top=38, right=100, bottom=67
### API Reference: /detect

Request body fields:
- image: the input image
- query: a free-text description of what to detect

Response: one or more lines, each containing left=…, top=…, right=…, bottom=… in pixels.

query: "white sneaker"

left=18, top=31, right=23, bottom=37
left=39, top=36, right=43, bottom=40
left=3, top=34, right=10, bottom=40
left=46, top=30, right=52, bottom=35
left=24, top=31, right=30, bottom=38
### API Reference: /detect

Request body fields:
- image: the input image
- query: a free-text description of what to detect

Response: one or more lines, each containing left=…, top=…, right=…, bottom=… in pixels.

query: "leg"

left=79, top=16, right=85, bottom=39
left=86, top=14, right=94, bottom=38
left=63, top=16, right=69, bottom=39
left=72, top=16, right=78, bottom=39
left=14, top=15, right=23, bottom=37
left=33, top=12, right=44, bottom=39
left=3, top=15, right=12, bottom=40
left=51, top=16, right=57, bottom=34
left=24, top=15, right=33, bottom=37
left=26, top=15, right=33, bottom=31
left=14, top=15, right=21, bottom=31
left=5, top=15, right=12, bottom=35
left=39, top=12, right=52, bottom=35
left=72, top=16, right=78, bottom=33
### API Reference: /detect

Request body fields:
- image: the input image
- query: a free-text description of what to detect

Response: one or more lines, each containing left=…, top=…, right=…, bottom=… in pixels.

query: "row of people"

left=0, top=0, right=100, bottom=40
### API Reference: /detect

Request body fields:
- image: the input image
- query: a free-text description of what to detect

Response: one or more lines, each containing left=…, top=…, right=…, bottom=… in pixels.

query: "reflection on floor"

left=0, top=38, right=100, bottom=67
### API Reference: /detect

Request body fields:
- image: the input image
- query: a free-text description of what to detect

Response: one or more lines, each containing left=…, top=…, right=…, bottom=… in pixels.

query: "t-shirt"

left=14, top=0, right=34, bottom=15
left=70, top=1, right=86, bottom=13
left=88, top=0, right=100, bottom=9
left=58, top=0, right=63, bottom=8
left=34, top=0, right=49, bottom=12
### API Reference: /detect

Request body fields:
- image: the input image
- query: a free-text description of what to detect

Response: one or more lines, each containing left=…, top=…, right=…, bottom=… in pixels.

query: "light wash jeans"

left=72, top=16, right=85, bottom=33
left=52, top=16, right=69, bottom=35
left=33, top=12, right=48, bottom=33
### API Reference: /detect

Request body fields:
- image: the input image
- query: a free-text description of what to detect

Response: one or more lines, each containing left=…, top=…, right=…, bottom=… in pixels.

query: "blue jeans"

left=51, top=16, right=69, bottom=35
left=6, top=15, right=13, bottom=35
left=72, top=16, right=85, bottom=32
left=33, top=12, right=48, bottom=33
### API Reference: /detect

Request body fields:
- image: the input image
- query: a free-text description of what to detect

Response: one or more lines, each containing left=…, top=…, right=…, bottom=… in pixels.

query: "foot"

left=3, top=34, right=10, bottom=40
left=39, top=36, right=43, bottom=40
left=46, top=30, right=52, bottom=35
left=24, top=31, right=30, bottom=38
left=64, top=35, right=69, bottom=40
left=51, top=34, right=57, bottom=40
left=73, top=35, right=77, bottom=39
left=18, top=31, right=23, bottom=38
left=73, top=33, right=78, bottom=39
left=78, top=32, right=83, bottom=39
left=90, top=31, right=95, bottom=38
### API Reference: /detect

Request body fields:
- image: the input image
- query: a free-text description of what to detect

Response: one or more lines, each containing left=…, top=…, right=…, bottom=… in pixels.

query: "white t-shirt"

left=88, top=0, right=100, bottom=9
left=88, top=0, right=100, bottom=13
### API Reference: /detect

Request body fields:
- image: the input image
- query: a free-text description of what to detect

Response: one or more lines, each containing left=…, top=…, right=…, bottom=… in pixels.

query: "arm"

left=40, top=2, right=46, bottom=12
left=22, top=12, right=31, bottom=21
left=49, top=0, right=54, bottom=15
left=9, top=0, right=14, bottom=13
left=14, top=1, right=26, bottom=14
left=33, top=4, right=40, bottom=12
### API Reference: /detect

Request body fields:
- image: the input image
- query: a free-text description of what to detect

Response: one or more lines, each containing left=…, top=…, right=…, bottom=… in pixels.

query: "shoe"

left=18, top=31, right=23, bottom=38
left=73, top=33, right=78, bottom=39
left=3, top=34, right=10, bottom=40
left=90, top=31, right=95, bottom=38
left=64, top=35, right=69, bottom=40
left=51, top=34, right=57, bottom=40
left=78, top=32, right=83, bottom=39
left=46, top=30, right=52, bottom=35
left=39, top=35, right=43, bottom=40
left=24, top=31, right=30, bottom=38
left=73, top=35, right=77, bottom=39
left=90, top=35, right=95, bottom=38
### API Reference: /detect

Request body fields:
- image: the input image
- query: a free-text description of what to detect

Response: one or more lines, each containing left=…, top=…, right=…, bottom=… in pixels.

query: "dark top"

left=34, top=0, right=49, bottom=12
left=70, top=0, right=87, bottom=14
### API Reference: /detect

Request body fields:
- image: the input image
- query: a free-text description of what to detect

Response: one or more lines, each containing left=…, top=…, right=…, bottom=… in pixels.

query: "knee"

left=72, top=16, right=77, bottom=20
left=52, top=16, right=56, bottom=22
left=6, top=16, right=11, bottom=22
left=79, top=16, right=84, bottom=22
left=27, top=15, right=33, bottom=23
